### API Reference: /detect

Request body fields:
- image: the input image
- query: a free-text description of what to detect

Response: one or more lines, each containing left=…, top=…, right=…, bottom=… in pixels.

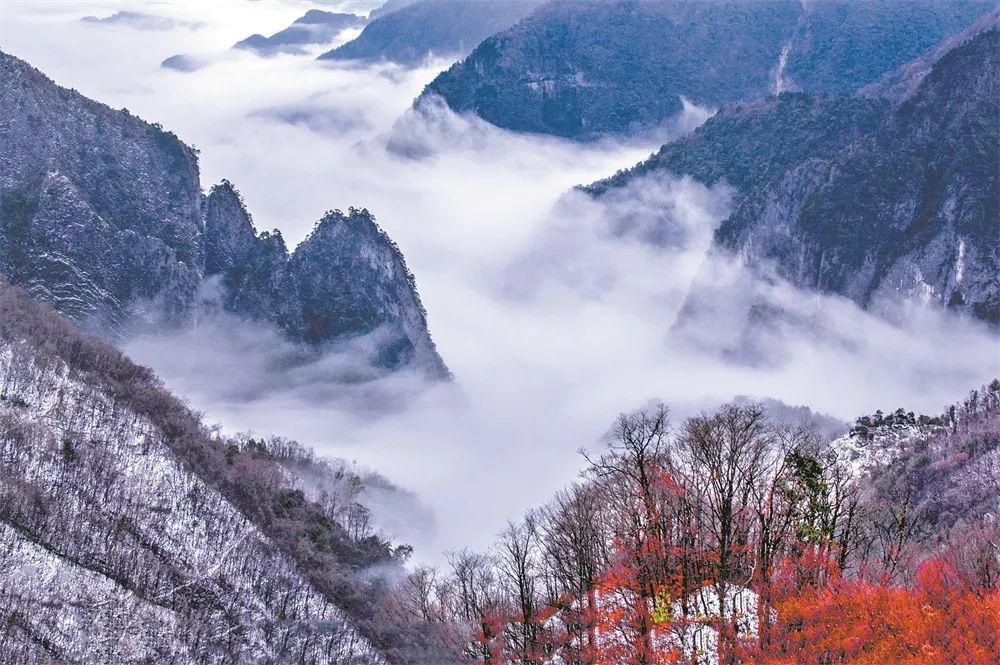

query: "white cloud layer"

left=3, top=1, right=998, bottom=560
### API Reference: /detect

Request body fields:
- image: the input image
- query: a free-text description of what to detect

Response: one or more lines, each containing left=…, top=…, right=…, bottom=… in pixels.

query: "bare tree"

left=497, top=515, right=541, bottom=661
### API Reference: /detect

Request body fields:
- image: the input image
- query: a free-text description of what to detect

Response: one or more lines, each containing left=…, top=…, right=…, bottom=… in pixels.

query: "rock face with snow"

left=0, top=51, right=447, bottom=375
left=713, top=27, right=1000, bottom=322
left=421, top=0, right=991, bottom=139
left=591, top=25, right=999, bottom=323
left=0, top=281, right=388, bottom=664
left=0, top=51, right=202, bottom=334
left=203, top=183, right=449, bottom=377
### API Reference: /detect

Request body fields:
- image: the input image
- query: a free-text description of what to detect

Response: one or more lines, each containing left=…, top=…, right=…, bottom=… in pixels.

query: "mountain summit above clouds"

left=0, top=50, right=447, bottom=377
left=202, top=182, right=449, bottom=377
left=235, top=10, right=366, bottom=56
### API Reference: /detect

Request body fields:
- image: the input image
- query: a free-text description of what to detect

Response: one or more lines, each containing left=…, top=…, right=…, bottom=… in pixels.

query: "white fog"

left=4, top=0, right=997, bottom=559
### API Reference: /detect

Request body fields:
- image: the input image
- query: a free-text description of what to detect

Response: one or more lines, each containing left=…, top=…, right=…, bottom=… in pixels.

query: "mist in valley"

left=5, top=0, right=998, bottom=560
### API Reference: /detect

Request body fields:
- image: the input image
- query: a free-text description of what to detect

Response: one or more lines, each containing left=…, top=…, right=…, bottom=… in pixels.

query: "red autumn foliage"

left=741, top=557, right=1000, bottom=665
left=459, top=399, right=1000, bottom=665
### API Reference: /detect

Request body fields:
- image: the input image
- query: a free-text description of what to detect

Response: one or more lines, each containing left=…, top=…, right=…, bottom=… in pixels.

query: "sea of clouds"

left=4, top=0, right=997, bottom=559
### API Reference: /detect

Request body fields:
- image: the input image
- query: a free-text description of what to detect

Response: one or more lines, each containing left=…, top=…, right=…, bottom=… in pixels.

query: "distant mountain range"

left=235, top=9, right=366, bottom=56
left=320, top=0, right=542, bottom=66
left=0, top=51, right=447, bottom=377
left=368, top=0, right=420, bottom=22
left=421, top=0, right=994, bottom=139
left=591, top=21, right=999, bottom=324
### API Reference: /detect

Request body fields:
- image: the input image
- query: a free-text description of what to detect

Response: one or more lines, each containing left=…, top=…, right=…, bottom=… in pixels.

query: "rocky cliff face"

left=716, top=27, right=999, bottom=322
left=286, top=210, right=447, bottom=374
left=420, top=0, right=992, bottom=140
left=0, top=52, right=447, bottom=375
left=0, top=51, right=202, bottom=334
left=0, top=280, right=389, bottom=664
left=589, top=25, right=999, bottom=324
left=203, top=183, right=449, bottom=377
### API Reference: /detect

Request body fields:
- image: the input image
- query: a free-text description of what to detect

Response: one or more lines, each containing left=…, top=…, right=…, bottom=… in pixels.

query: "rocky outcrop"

left=0, top=51, right=447, bottom=375
left=715, top=27, right=1000, bottom=321
left=588, top=26, right=999, bottom=324
left=203, top=183, right=449, bottom=377
left=0, top=51, right=202, bottom=334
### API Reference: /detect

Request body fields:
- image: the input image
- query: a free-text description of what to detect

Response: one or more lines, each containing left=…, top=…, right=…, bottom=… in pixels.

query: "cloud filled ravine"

left=4, top=0, right=997, bottom=560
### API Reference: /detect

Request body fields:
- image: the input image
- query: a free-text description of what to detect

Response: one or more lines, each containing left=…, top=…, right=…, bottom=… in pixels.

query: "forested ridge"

left=422, top=0, right=992, bottom=139
left=0, top=50, right=447, bottom=375
left=591, top=24, right=1000, bottom=324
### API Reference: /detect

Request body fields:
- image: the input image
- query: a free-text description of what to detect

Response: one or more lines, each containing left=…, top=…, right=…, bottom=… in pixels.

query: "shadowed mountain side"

left=587, top=26, right=999, bottom=326
left=203, top=183, right=449, bottom=378
left=420, top=0, right=992, bottom=139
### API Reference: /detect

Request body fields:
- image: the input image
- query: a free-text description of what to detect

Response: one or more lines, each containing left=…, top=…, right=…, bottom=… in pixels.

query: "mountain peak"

left=203, top=180, right=261, bottom=276
left=299, top=9, right=359, bottom=25
left=0, top=53, right=448, bottom=376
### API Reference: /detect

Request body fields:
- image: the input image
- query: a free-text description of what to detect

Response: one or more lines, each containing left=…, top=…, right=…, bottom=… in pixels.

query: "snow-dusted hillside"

left=0, top=314, right=385, bottom=662
left=819, top=383, right=1000, bottom=571
left=830, top=415, right=940, bottom=478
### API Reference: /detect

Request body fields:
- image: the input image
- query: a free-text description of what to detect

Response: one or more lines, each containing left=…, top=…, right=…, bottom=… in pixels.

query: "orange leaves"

left=474, top=537, right=998, bottom=664
left=749, top=557, right=1000, bottom=665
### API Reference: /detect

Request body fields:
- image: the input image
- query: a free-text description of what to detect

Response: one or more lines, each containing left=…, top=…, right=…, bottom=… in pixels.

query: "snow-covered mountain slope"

left=834, top=384, right=1000, bottom=541
left=0, top=282, right=388, bottom=664
left=0, top=51, right=447, bottom=376
left=0, top=51, right=202, bottom=334
left=831, top=412, right=941, bottom=479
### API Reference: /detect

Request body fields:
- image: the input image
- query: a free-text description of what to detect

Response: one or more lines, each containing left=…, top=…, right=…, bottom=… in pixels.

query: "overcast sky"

left=3, top=1, right=998, bottom=560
